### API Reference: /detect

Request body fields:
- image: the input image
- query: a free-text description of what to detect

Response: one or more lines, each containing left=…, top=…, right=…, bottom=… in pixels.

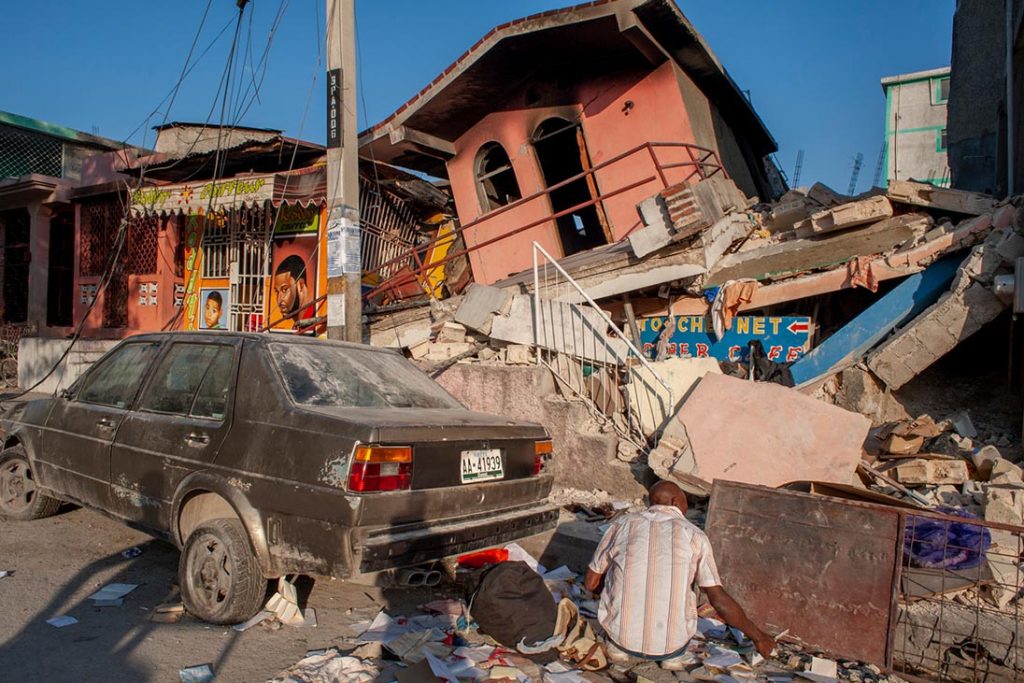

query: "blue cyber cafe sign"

left=636, top=315, right=814, bottom=362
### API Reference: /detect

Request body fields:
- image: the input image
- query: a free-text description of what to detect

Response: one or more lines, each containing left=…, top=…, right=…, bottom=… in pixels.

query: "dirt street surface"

left=0, top=507, right=434, bottom=682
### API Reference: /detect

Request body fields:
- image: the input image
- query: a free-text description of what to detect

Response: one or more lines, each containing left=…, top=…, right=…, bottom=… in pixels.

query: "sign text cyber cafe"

left=637, top=315, right=813, bottom=362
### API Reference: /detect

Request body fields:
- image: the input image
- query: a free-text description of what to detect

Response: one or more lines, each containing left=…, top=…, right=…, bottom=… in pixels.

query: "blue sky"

left=0, top=1, right=954, bottom=192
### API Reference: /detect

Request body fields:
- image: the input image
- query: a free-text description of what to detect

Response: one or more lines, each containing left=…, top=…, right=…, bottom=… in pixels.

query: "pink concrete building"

left=361, top=0, right=783, bottom=288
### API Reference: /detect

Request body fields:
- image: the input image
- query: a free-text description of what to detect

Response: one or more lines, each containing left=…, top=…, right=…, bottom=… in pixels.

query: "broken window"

left=475, top=143, right=521, bottom=213
left=933, top=76, right=950, bottom=104
left=532, top=118, right=609, bottom=256
left=939, top=128, right=948, bottom=152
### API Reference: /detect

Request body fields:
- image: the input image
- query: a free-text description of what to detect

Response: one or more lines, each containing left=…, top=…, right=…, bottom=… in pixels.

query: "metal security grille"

left=80, top=197, right=124, bottom=276
left=229, top=204, right=272, bottom=332
left=0, top=124, right=63, bottom=179
left=127, top=215, right=159, bottom=275
left=201, top=214, right=230, bottom=279
left=360, top=177, right=419, bottom=279
left=0, top=209, right=30, bottom=323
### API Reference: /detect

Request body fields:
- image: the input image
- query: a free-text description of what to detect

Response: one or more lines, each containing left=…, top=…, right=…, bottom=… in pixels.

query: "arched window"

left=475, top=142, right=521, bottom=213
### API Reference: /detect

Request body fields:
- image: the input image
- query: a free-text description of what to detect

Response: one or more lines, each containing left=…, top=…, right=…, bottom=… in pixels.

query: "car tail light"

left=348, top=446, right=413, bottom=492
left=457, top=548, right=509, bottom=568
left=533, top=439, right=553, bottom=475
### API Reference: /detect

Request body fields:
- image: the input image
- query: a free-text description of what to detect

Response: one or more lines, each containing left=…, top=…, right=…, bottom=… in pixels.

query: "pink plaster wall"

left=446, top=61, right=700, bottom=285
left=578, top=61, right=698, bottom=239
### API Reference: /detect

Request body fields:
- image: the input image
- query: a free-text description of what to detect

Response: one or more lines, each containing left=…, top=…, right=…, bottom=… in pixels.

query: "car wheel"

left=179, top=518, right=267, bottom=625
left=0, top=446, right=61, bottom=521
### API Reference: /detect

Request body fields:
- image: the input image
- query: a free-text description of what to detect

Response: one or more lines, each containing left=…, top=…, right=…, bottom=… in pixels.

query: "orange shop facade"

left=73, top=167, right=328, bottom=339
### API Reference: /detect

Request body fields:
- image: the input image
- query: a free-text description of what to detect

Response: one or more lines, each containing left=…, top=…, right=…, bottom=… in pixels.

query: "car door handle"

left=184, top=433, right=210, bottom=447
left=96, top=418, right=117, bottom=431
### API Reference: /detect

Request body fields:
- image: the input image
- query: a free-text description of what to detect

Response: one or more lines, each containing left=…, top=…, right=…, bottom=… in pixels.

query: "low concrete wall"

left=17, top=337, right=117, bottom=394
left=435, top=362, right=647, bottom=498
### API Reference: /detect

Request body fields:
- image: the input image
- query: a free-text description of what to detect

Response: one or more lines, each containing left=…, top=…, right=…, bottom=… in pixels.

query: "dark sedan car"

left=0, top=332, right=556, bottom=623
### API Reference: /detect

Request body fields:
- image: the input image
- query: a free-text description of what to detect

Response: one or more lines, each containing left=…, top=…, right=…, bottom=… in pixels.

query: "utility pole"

left=325, top=0, right=361, bottom=342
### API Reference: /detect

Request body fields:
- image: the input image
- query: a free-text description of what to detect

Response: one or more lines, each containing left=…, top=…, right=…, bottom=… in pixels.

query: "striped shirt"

left=588, top=505, right=721, bottom=657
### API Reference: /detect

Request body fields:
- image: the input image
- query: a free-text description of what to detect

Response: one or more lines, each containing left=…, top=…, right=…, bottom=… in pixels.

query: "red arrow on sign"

left=787, top=320, right=810, bottom=334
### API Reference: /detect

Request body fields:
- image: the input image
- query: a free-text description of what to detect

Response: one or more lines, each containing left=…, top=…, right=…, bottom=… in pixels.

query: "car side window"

left=78, top=343, right=161, bottom=409
left=139, top=343, right=232, bottom=419
left=190, top=347, right=234, bottom=420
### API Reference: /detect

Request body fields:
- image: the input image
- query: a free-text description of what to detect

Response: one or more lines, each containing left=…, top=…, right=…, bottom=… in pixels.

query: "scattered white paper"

left=300, top=608, right=317, bottom=628
left=47, top=615, right=78, bottom=628
left=540, top=566, right=575, bottom=581
left=356, top=611, right=395, bottom=643
left=504, top=542, right=546, bottom=574
left=452, top=645, right=494, bottom=663
left=704, top=649, right=744, bottom=671
left=179, top=663, right=216, bottom=683
left=233, top=610, right=275, bottom=632
left=0, top=570, right=10, bottom=579
left=544, top=672, right=590, bottom=683
left=424, top=652, right=459, bottom=683
left=89, top=583, right=138, bottom=602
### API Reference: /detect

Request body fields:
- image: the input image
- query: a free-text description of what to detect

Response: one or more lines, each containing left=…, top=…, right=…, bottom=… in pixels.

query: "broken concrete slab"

left=806, top=182, right=851, bottom=208
left=894, top=459, right=969, bottom=485
left=867, top=277, right=1007, bottom=390
left=707, top=213, right=929, bottom=286
left=833, top=366, right=910, bottom=425
left=628, top=356, right=722, bottom=436
left=768, top=197, right=817, bottom=233
left=629, top=196, right=676, bottom=258
left=662, top=373, right=869, bottom=488
left=794, top=195, right=894, bottom=237
left=701, top=213, right=753, bottom=269
left=490, top=295, right=630, bottom=364
left=888, top=179, right=997, bottom=216
left=368, top=317, right=432, bottom=349
left=453, top=283, right=513, bottom=335
left=790, top=254, right=961, bottom=387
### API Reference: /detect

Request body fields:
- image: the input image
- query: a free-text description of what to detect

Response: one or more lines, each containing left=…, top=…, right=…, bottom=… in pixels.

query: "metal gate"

left=228, top=205, right=272, bottom=332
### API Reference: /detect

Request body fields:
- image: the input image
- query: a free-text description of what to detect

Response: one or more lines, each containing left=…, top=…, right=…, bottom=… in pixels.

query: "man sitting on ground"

left=584, top=480, right=774, bottom=670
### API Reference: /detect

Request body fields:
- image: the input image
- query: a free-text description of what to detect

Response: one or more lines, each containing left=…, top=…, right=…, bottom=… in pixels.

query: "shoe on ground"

left=605, top=641, right=631, bottom=665
left=659, top=652, right=694, bottom=671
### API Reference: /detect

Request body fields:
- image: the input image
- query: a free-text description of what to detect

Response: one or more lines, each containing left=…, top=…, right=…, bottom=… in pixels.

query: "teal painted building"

left=881, top=67, right=952, bottom=188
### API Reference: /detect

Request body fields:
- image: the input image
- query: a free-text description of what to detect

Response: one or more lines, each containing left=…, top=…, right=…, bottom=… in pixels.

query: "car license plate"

left=461, top=449, right=503, bottom=483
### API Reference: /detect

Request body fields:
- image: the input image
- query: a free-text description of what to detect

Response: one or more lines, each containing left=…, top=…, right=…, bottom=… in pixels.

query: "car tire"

left=0, top=446, right=61, bottom=521
left=179, top=518, right=267, bottom=625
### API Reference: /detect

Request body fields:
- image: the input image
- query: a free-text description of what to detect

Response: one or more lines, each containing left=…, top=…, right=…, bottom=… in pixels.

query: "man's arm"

left=704, top=585, right=774, bottom=658
left=584, top=569, right=603, bottom=594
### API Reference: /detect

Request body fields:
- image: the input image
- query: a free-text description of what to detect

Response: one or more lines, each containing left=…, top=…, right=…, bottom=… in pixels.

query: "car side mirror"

left=58, top=388, right=72, bottom=400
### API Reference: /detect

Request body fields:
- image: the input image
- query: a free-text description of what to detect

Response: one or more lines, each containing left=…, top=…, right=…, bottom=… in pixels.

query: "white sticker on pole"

left=327, top=293, right=345, bottom=323
left=327, top=220, right=344, bottom=278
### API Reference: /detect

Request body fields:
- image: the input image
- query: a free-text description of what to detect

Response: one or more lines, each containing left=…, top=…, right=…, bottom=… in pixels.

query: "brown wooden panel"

left=705, top=481, right=900, bottom=667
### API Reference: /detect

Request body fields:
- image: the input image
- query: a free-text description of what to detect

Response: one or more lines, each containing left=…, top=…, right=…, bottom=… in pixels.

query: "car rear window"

left=268, top=343, right=463, bottom=409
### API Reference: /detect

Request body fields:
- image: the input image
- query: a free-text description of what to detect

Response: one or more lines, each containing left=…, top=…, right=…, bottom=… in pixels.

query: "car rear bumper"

left=354, top=502, right=559, bottom=573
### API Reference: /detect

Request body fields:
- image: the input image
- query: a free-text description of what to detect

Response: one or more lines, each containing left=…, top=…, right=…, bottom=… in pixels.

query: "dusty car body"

left=0, top=332, right=556, bottom=622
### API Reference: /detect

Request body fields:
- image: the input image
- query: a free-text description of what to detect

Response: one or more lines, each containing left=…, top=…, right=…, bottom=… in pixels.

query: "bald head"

left=649, top=480, right=687, bottom=513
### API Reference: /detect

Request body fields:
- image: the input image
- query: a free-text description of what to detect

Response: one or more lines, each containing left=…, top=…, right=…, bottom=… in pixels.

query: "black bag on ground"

left=470, top=561, right=557, bottom=647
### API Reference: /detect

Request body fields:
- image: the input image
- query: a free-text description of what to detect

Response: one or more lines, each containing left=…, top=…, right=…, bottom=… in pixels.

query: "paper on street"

left=88, top=583, right=138, bottom=601
left=46, top=615, right=78, bottom=628
left=233, top=610, right=275, bottom=632
left=425, top=651, right=460, bottom=683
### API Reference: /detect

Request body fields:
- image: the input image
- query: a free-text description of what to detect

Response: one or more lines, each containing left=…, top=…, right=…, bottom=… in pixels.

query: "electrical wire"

left=0, top=1, right=250, bottom=408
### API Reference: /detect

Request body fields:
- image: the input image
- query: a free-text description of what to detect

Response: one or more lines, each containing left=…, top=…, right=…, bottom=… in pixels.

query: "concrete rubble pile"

left=368, top=175, right=1022, bottom=504
left=266, top=539, right=909, bottom=683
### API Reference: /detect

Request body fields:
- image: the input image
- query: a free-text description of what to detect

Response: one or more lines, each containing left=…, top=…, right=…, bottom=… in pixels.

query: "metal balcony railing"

left=363, top=141, right=727, bottom=305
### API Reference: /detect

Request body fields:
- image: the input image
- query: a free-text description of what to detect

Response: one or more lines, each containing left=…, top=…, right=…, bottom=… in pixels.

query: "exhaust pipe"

left=395, top=568, right=443, bottom=587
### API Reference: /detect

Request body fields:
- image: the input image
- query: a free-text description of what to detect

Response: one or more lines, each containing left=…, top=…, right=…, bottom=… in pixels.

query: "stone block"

left=802, top=195, right=893, bottom=236
left=407, top=338, right=431, bottom=360
left=665, top=374, right=868, bottom=488
left=894, top=459, right=969, bottom=485
left=490, top=295, right=629, bottom=364
left=435, top=321, right=467, bottom=344
left=990, top=458, right=1024, bottom=485
left=806, top=182, right=850, bottom=208
left=423, top=342, right=473, bottom=361
left=887, top=180, right=997, bottom=216
left=973, top=445, right=1002, bottom=480
left=504, top=344, right=532, bottom=365
left=454, top=283, right=513, bottom=335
